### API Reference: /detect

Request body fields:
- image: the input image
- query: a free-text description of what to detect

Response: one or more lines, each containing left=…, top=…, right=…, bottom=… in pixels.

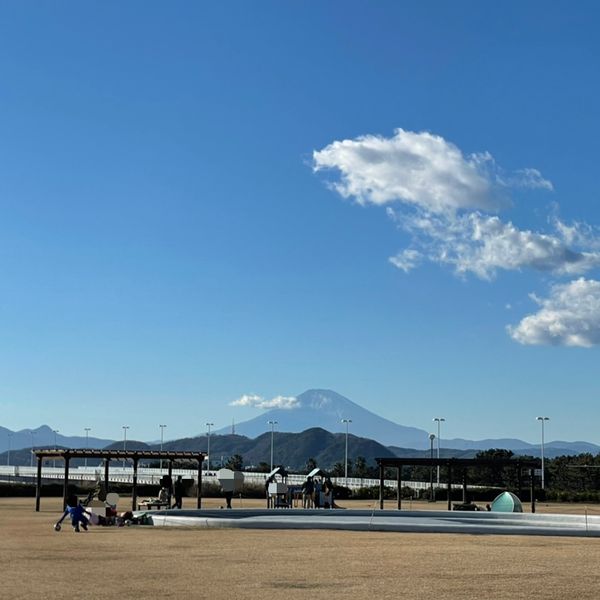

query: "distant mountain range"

left=0, top=424, right=113, bottom=454
left=2, top=389, right=599, bottom=460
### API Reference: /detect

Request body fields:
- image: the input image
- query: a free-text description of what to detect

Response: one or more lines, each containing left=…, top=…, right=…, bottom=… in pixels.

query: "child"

left=55, top=495, right=92, bottom=532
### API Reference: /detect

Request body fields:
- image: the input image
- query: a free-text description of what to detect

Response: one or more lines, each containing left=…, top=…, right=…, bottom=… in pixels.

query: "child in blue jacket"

left=55, top=496, right=91, bottom=532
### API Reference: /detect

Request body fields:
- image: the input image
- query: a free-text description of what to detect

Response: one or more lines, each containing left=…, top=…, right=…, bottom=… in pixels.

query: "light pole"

left=433, top=417, right=445, bottom=486
left=341, top=419, right=352, bottom=486
left=536, top=416, right=550, bottom=489
left=53, top=430, right=59, bottom=468
left=7, top=432, right=12, bottom=466
left=429, top=433, right=435, bottom=501
left=122, top=426, right=129, bottom=468
left=268, top=420, right=278, bottom=471
left=159, top=424, right=167, bottom=472
left=84, top=427, right=91, bottom=467
left=206, top=423, right=214, bottom=471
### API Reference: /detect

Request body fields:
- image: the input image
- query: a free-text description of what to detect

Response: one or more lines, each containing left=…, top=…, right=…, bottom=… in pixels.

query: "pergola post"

left=447, top=462, right=452, bottom=511
left=104, top=458, right=110, bottom=492
left=197, top=457, right=203, bottom=509
left=530, top=468, right=536, bottom=513
left=378, top=462, right=384, bottom=510
left=35, top=456, right=43, bottom=512
left=396, top=466, right=402, bottom=510
left=62, top=456, right=70, bottom=510
left=517, top=461, right=523, bottom=498
left=462, top=470, right=468, bottom=504
left=131, top=456, right=139, bottom=511
left=168, top=460, right=173, bottom=506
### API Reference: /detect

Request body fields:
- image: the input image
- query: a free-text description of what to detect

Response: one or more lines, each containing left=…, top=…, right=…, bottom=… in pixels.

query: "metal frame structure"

left=376, top=456, right=541, bottom=513
left=32, top=449, right=206, bottom=512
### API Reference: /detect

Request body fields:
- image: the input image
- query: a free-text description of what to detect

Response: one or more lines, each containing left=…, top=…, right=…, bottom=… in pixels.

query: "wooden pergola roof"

left=33, top=448, right=207, bottom=512
left=375, top=456, right=541, bottom=512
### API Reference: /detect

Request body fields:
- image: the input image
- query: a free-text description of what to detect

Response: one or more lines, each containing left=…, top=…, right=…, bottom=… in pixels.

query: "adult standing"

left=172, top=475, right=184, bottom=509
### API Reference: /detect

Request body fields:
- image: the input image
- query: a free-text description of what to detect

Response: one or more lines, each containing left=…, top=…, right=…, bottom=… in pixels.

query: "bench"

left=137, top=501, right=170, bottom=511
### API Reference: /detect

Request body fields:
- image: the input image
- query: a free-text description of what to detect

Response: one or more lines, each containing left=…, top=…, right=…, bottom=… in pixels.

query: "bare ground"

left=2, top=497, right=600, bottom=600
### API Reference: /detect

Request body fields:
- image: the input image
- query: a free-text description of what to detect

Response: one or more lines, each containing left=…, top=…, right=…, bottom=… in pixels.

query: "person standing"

left=302, top=476, right=314, bottom=508
left=172, top=476, right=184, bottom=509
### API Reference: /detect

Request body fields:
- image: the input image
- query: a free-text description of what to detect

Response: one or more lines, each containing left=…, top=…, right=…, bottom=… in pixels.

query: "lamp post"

left=84, top=427, right=91, bottom=467
left=268, top=420, right=278, bottom=471
left=433, top=417, right=445, bottom=486
left=122, top=426, right=129, bottom=469
left=536, top=416, right=550, bottom=489
left=429, top=433, right=435, bottom=501
left=159, top=424, right=167, bottom=472
left=30, top=430, right=36, bottom=468
left=341, top=419, right=352, bottom=486
left=206, top=423, right=214, bottom=471
left=7, top=432, right=12, bottom=466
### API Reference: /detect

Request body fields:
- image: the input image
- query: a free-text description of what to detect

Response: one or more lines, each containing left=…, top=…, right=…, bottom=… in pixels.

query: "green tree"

left=473, top=449, right=515, bottom=487
left=331, top=462, right=345, bottom=477
left=305, top=457, right=317, bottom=473
left=225, top=454, right=243, bottom=471
left=354, top=456, right=368, bottom=477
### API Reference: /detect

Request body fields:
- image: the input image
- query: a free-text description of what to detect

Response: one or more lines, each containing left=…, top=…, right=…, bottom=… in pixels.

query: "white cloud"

left=389, top=248, right=422, bottom=272
left=503, top=168, right=554, bottom=191
left=230, top=394, right=298, bottom=410
left=388, top=210, right=600, bottom=280
left=314, top=127, right=600, bottom=348
left=313, top=128, right=552, bottom=214
left=553, top=217, right=600, bottom=250
left=508, top=278, right=600, bottom=347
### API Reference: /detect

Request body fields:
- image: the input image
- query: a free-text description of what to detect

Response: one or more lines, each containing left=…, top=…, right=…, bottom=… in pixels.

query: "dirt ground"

left=2, top=497, right=600, bottom=600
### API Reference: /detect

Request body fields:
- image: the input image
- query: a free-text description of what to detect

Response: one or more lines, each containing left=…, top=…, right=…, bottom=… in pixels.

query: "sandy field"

left=2, top=496, right=600, bottom=600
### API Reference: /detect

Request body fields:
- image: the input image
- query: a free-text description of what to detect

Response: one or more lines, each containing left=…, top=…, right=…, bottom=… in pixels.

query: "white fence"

left=0, top=465, right=469, bottom=491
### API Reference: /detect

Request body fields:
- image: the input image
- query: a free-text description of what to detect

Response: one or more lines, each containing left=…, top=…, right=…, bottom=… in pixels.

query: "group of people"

left=157, top=475, right=185, bottom=509
left=55, top=494, right=135, bottom=532
left=301, top=476, right=335, bottom=509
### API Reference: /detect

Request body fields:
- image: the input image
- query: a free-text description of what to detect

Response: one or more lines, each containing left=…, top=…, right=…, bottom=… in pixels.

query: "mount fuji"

left=218, top=388, right=431, bottom=449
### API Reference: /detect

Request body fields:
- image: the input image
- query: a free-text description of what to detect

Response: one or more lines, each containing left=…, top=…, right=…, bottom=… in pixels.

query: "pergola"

left=376, top=456, right=541, bottom=513
left=33, top=448, right=206, bottom=512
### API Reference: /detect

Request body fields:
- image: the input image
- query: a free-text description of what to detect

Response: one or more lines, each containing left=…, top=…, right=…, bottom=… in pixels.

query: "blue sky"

left=1, top=1, right=600, bottom=445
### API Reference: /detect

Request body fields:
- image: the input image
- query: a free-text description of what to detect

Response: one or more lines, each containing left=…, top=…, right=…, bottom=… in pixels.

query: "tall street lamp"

left=341, top=419, right=352, bottom=486
left=30, top=430, right=36, bottom=468
left=206, top=423, right=214, bottom=471
left=429, top=433, right=436, bottom=501
left=268, top=420, right=278, bottom=471
left=122, top=426, right=130, bottom=468
left=84, top=428, right=91, bottom=468
left=159, top=424, right=167, bottom=472
left=433, top=417, right=445, bottom=486
left=536, top=416, right=550, bottom=489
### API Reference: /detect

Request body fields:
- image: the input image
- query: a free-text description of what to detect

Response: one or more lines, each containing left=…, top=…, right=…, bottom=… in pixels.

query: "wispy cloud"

left=315, top=128, right=592, bottom=282
left=314, top=128, right=600, bottom=347
left=230, top=394, right=299, bottom=410
left=388, top=209, right=600, bottom=280
left=508, top=278, right=600, bottom=347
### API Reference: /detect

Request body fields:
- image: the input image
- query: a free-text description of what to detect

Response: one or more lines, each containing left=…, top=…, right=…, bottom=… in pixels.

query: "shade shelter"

left=376, top=456, right=541, bottom=513
left=33, top=449, right=206, bottom=512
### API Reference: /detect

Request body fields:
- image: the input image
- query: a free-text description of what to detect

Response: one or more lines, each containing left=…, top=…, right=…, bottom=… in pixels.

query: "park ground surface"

left=2, top=496, right=600, bottom=599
